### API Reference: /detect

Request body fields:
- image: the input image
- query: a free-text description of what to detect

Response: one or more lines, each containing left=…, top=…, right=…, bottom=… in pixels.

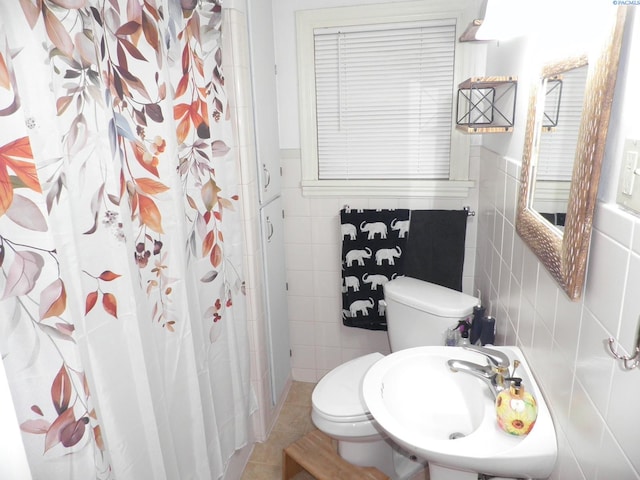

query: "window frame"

left=295, top=0, right=478, bottom=198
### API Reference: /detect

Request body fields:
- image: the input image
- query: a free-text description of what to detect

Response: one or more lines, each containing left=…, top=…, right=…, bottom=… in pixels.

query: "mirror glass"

left=530, top=62, right=589, bottom=231
left=516, top=7, right=627, bottom=300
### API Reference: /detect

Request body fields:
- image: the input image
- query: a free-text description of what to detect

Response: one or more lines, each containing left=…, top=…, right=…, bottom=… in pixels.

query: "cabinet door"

left=247, top=0, right=281, bottom=204
left=260, top=197, right=290, bottom=404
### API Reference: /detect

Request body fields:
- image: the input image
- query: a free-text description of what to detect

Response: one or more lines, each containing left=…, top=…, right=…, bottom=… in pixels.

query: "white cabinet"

left=247, top=0, right=290, bottom=405
left=247, top=0, right=281, bottom=204
left=260, top=197, right=290, bottom=404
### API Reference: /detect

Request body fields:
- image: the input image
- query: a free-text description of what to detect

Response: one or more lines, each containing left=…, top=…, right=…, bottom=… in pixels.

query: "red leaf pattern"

left=102, top=293, right=118, bottom=318
left=98, top=271, right=121, bottom=282
left=44, top=407, right=75, bottom=453
left=85, top=291, right=98, bottom=314
left=21, top=418, right=51, bottom=434
left=51, top=365, right=71, bottom=415
left=60, top=418, right=86, bottom=447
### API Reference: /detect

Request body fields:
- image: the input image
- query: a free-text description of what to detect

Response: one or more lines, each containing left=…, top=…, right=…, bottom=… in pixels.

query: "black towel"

left=340, top=208, right=409, bottom=331
left=403, top=210, right=467, bottom=292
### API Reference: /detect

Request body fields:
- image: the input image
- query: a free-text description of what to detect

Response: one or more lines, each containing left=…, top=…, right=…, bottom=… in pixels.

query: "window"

left=296, top=2, right=476, bottom=197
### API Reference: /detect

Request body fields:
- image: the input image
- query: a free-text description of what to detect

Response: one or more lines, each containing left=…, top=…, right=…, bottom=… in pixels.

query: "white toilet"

left=311, top=276, right=479, bottom=479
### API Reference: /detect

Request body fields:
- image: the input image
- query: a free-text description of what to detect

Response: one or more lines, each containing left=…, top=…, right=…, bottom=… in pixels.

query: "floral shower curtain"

left=0, top=1, right=252, bottom=479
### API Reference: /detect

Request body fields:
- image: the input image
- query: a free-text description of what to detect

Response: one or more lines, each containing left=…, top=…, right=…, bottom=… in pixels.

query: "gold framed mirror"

left=516, top=7, right=627, bottom=300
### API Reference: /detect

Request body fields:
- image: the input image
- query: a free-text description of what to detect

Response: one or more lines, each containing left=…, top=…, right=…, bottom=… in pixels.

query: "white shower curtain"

left=0, top=1, right=253, bottom=479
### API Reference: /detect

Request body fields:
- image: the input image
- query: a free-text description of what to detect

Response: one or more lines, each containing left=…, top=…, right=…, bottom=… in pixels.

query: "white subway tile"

left=291, top=368, right=317, bottom=383
left=315, top=346, right=343, bottom=371
left=287, top=295, right=314, bottom=322
left=535, top=267, right=559, bottom=334
left=282, top=187, right=311, bottom=217
left=597, top=427, right=640, bottom=479
left=575, top=308, right=615, bottom=416
left=517, top=297, right=535, bottom=348
left=314, top=270, right=341, bottom=298
left=607, top=354, right=640, bottom=473
left=291, top=345, right=316, bottom=370
left=313, top=322, right=342, bottom=348
left=283, top=216, right=312, bottom=244
left=554, top=292, right=583, bottom=366
left=544, top=342, right=575, bottom=425
left=312, top=243, right=341, bottom=272
left=289, top=321, right=315, bottom=347
left=286, top=270, right=314, bottom=297
left=314, top=295, right=341, bottom=324
left=594, top=203, right=633, bottom=247
left=310, top=198, right=343, bottom=217
left=620, top=251, right=640, bottom=352
left=521, top=249, right=539, bottom=307
left=584, top=230, right=628, bottom=333
left=285, top=244, right=313, bottom=271
left=633, top=220, right=640, bottom=255
left=310, top=215, right=341, bottom=245
left=495, top=167, right=507, bottom=215
left=553, top=429, right=586, bottom=480
left=567, top=380, right=605, bottom=480
left=501, top=219, right=515, bottom=270
left=498, top=258, right=511, bottom=305
left=530, top=318, right=553, bottom=390
left=504, top=171, right=519, bottom=226
left=281, top=156, right=301, bottom=189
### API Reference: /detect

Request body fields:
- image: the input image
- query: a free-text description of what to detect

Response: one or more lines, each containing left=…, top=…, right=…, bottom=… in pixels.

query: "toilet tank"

left=383, top=277, right=478, bottom=351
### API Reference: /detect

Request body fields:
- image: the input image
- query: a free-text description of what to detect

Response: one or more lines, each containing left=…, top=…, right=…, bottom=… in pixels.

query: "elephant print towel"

left=340, top=208, right=409, bottom=330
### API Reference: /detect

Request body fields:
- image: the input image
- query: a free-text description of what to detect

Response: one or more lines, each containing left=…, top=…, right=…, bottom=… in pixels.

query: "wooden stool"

left=282, top=429, right=389, bottom=480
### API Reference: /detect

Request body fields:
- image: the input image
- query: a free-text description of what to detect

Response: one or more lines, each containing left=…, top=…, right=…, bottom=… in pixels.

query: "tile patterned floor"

left=241, top=381, right=316, bottom=480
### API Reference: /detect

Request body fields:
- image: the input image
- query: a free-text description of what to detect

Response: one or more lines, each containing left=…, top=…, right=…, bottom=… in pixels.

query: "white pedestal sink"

left=362, top=346, right=557, bottom=480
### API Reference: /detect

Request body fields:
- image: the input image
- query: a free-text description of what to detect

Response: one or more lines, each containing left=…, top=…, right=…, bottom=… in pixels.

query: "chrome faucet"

left=447, top=345, right=511, bottom=398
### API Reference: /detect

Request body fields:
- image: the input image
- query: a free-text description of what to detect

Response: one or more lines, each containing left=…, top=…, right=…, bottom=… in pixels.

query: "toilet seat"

left=312, top=353, right=384, bottom=439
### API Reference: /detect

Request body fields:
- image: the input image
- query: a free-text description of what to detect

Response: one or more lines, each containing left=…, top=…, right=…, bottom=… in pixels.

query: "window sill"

left=300, top=179, right=475, bottom=198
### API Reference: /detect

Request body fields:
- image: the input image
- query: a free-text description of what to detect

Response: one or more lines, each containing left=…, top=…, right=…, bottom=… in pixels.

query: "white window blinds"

left=313, top=20, right=456, bottom=180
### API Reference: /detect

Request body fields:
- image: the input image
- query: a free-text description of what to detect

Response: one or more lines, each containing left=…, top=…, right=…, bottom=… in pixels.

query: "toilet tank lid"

left=383, top=277, right=478, bottom=318
left=313, top=352, right=384, bottom=419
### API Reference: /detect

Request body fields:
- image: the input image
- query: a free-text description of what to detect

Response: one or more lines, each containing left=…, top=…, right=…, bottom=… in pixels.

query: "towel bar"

left=343, top=205, right=476, bottom=216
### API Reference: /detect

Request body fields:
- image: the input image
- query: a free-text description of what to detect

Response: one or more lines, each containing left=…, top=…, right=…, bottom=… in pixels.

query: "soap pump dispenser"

left=455, top=319, right=471, bottom=346
left=495, top=377, right=538, bottom=436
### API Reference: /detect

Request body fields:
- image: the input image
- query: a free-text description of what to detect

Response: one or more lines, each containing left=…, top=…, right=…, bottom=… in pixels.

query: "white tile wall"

left=475, top=147, right=640, bottom=479
left=282, top=148, right=480, bottom=382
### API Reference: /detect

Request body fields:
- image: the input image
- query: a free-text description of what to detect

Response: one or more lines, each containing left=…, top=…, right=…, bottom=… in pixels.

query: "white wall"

left=476, top=8, right=640, bottom=479
left=273, top=0, right=483, bottom=382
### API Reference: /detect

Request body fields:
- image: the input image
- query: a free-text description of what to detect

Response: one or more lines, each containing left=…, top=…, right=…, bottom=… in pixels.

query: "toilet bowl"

left=311, top=352, right=425, bottom=479
left=311, top=277, right=479, bottom=480
left=311, top=353, right=383, bottom=442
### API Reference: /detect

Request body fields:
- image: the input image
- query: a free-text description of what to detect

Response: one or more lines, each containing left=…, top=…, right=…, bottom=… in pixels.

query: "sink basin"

left=362, top=346, right=557, bottom=479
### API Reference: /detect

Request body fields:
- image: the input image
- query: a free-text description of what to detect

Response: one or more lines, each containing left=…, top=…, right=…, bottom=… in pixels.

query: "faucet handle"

left=462, top=345, right=510, bottom=369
